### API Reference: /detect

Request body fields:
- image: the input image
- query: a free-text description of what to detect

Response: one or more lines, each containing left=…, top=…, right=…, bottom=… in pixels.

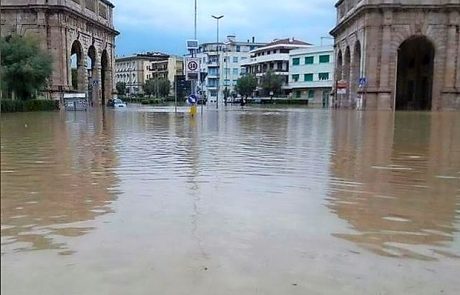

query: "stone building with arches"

left=1, top=0, right=118, bottom=105
left=330, top=0, right=460, bottom=111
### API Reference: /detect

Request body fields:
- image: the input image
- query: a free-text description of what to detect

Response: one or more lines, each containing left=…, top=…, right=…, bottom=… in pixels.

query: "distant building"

left=288, top=46, right=334, bottom=106
left=196, top=36, right=266, bottom=102
left=115, top=53, right=183, bottom=95
left=149, top=56, right=184, bottom=95
left=330, top=0, right=460, bottom=110
left=241, top=38, right=311, bottom=95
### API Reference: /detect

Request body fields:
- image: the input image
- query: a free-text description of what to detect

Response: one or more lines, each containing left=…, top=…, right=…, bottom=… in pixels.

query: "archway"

left=396, top=36, right=434, bottom=110
left=70, top=40, right=85, bottom=91
left=101, top=49, right=110, bottom=106
left=87, top=45, right=97, bottom=105
left=344, top=47, right=351, bottom=107
left=335, top=50, right=343, bottom=108
left=336, top=50, right=343, bottom=81
left=351, top=41, right=361, bottom=105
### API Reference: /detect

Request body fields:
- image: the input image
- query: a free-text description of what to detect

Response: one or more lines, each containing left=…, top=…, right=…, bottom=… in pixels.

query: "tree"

left=158, top=78, right=170, bottom=98
left=260, top=70, right=284, bottom=97
left=144, top=79, right=155, bottom=97
left=116, top=82, right=127, bottom=96
left=235, top=74, right=257, bottom=99
left=0, top=35, right=53, bottom=100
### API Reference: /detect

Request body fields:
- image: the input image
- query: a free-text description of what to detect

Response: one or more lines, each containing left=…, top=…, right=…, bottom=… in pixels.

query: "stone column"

left=378, top=11, right=393, bottom=110
left=93, top=59, right=102, bottom=106
left=78, top=53, right=87, bottom=93
left=445, top=12, right=459, bottom=90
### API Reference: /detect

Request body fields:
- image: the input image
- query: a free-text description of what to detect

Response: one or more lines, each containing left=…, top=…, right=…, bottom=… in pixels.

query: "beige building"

left=115, top=53, right=183, bottom=95
left=149, top=55, right=184, bottom=95
left=330, top=0, right=460, bottom=110
left=1, top=0, right=118, bottom=105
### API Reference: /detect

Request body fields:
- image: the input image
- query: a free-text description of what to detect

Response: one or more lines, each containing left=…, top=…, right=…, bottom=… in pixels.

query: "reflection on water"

left=328, top=111, right=460, bottom=260
left=1, top=106, right=459, bottom=294
left=1, top=111, right=119, bottom=254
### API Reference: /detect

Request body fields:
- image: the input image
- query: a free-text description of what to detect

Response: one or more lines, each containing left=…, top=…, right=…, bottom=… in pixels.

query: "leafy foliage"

left=0, top=35, right=53, bottom=100
left=144, top=78, right=170, bottom=97
left=1, top=99, right=58, bottom=112
left=116, top=82, right=127, bottom=96
left=235, top=74, right=257, bottom=98
left=260, top=70, right=284, bottom=96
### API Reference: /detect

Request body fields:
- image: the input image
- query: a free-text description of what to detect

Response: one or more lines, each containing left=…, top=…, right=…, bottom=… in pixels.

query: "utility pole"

left=212, top=15, right=223, bottom=109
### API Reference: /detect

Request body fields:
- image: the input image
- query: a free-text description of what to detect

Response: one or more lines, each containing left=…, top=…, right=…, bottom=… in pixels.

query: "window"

left=304, top=74, right=313, bottom=82
left=305, top=56, right=314, bottom=64
left=296, top=91, right=301, bottom=98
left=233, top=57, right=238, bottom=63
left=293, top=58, right=300, bottom=66
left=85, top=0, right=95, bottom=11
left=232, top=68, right=239, bottom=75
left=236, top=46, right=241, bottom=52
left=241, top=56, right=247, bottom=60
left=319, top=72, right=330, bottom=80
left=99, top=3, right=108, bottom=19
left=292, top=74, right=300, bottom=82
left=319, top=55, right=330, bottom=63
left=308, top=90, right=315, bottom=98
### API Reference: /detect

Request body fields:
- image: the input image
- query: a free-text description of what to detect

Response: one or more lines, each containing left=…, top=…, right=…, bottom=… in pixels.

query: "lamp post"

left=212, top=15, right=223, bottom=109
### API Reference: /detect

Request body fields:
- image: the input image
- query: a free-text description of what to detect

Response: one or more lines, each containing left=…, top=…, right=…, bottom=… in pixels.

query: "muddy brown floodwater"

left=1, top=106, right=459, bottom=295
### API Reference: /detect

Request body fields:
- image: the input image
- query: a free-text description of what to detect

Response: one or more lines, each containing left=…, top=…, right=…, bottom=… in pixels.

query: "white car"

left=108, top=98, right=127, bottom=108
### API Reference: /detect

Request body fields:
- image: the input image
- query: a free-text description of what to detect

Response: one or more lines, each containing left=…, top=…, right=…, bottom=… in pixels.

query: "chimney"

left=252, top=36, right=255, bottom=43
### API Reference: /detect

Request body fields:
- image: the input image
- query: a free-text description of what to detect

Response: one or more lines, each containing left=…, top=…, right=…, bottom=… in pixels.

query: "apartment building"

left=115, top=53, right=164, bottom=95
left=196, top=36, right=266, bottom=102
left=241, top=38, right=311, bottom=95
left=288, top=46, right=334, bottom=106
left=149, top=55, right=184, bottom=95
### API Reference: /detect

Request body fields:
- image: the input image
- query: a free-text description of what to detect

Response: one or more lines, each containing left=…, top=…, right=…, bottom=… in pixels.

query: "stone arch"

left=344, top=46, right=351, bottom=107
left=395, top=35, right=435, bottom=110
left=70, top=40, right=85, bottom=91
left=336, top=49, right=343, bottom=81
left=350, top=40, right=362, bottom=105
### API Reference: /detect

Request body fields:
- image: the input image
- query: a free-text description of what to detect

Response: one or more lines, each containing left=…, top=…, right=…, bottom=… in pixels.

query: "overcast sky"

left=112, top=0, right=337, bottom=56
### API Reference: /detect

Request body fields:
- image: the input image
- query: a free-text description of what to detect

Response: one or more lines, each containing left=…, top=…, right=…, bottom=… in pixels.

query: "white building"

left=241, top=38, right=311, bottom=95
left=288, top=46, right=335, bottom=106
left=195, top=36, right=266, bottom=102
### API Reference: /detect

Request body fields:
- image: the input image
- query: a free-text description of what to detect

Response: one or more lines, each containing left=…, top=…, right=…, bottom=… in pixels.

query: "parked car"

left=107, top=98, right=127, bottom=108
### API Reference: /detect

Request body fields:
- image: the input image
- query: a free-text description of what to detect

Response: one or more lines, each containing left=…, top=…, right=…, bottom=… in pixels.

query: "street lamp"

left=212, top=15, right=223, bottom=109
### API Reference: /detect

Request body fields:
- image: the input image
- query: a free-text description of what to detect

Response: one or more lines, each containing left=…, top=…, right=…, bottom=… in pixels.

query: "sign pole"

left=174, top=76, right=178, bottom=113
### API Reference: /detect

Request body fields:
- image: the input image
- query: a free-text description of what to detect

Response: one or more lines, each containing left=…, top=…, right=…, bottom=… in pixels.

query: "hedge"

left=1, top=99, right=59, bottom=112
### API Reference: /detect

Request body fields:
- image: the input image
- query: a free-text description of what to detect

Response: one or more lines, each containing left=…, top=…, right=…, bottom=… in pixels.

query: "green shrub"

left=1, top=99, right=58, bottom=112
left=24, top=100, right=57, bottom=111
left=1, top=100, right=24, bottom=112
left=140, top=100, right=149, bottom=105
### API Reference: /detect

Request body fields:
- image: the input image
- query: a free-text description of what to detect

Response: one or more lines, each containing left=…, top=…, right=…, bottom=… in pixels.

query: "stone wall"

left=331, top=1, right=460, bottom=110
left=1, top=0, right=118, bottom=105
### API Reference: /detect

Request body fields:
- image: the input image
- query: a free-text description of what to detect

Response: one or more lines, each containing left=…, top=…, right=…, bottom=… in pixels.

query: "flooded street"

left=1, top=106, right=459, bottom=295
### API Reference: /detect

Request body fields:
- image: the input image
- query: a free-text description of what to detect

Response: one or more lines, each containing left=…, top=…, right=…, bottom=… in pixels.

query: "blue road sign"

left=359, top=77, right=367, bottom=87
left=188, top=94, right=197, bottom=104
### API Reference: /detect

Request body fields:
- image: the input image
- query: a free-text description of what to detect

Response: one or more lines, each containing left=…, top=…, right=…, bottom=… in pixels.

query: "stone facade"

left=1, top=0, right=118, bottom=105
left=330, top=0, right=460, bottom=110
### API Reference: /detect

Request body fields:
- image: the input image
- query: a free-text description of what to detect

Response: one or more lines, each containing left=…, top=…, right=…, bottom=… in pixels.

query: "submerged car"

left=107, top=98, right=127, bottom=108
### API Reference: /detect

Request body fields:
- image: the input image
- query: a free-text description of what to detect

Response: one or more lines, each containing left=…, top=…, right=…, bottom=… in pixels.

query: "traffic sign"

left=358, top=77, right=367, bottom=88
left=188, top=94, right=197, bottom=104
left=186, top=58, right=199, bottom=73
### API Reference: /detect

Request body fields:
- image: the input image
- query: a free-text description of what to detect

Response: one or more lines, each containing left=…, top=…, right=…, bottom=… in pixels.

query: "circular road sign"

left=187, top=60, right=199, bottom=72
